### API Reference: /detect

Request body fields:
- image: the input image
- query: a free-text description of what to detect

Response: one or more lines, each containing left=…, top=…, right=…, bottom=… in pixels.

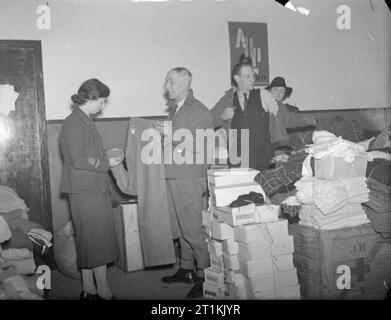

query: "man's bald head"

left=165, top=67, right=192, bottom=102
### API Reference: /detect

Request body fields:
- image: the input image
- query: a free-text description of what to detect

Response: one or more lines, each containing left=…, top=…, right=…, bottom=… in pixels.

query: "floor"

left=48, top=263, right=204, bottom=300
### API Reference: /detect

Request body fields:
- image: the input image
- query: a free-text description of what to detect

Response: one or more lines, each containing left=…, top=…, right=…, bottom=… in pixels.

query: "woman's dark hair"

left=231, top=55, right=253, bottom=87
left=71, top=78, right=110, bottom=105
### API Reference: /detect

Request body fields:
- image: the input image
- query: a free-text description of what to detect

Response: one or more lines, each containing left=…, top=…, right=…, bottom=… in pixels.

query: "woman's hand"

left=88, top=157, right=100, bottom=168
left=106, top=148, right=124, bottom=168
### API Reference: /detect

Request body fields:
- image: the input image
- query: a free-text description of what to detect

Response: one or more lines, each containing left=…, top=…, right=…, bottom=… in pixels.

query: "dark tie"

left=168, top=104, right=178, bottom=120
left=243, top=93, right=248, bottom=110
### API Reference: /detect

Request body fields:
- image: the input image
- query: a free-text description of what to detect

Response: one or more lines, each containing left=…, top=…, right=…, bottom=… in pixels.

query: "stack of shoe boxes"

left=203, top=168, right=300, bottom=300
left=235, top=219, right=301, bottom=299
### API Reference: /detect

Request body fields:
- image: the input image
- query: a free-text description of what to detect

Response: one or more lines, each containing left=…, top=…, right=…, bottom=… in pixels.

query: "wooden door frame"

left=0, top=40, right=53, bottom=233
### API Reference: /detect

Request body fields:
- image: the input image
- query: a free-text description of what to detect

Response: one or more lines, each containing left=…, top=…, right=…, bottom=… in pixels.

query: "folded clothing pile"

left=0, top=186, right=29, bottom=214
left=295, top=176, right=370, bottom=230
left=1, top=248, right=36, bottom=275
left=363, top=177, right=391, bottom=239
left=299, top=204, right=369, bottom=230
left=0, top=216, right=11, bottom=244
left=295, top=176, right=369, bottom=214
left=255, top=150, right=307, bottom=197
left=0, top=248, right=43, bottom=300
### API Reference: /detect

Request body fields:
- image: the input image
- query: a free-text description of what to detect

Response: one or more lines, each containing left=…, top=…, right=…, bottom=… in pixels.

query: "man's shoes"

left=94, top=294, right=116, bottom=300
left=79, top=291, right=97, bottom=300
left=161, top=268, right=196, bottom=284
left=186, top=277, right=204, bottom=299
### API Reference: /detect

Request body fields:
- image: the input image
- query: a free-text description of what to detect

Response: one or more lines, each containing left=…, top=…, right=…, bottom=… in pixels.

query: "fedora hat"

left=265, top=77, right=293, bottom=100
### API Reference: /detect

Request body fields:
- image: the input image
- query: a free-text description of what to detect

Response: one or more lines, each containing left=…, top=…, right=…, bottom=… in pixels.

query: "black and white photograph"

left=0, top=0, right=390, bottom=310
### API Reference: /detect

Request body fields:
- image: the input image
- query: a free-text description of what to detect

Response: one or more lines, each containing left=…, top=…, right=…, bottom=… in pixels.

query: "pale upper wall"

left=1, top=0, right=390, bottom=119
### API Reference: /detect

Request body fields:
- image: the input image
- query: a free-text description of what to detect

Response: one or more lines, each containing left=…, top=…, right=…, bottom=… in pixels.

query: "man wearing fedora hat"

left=211, top=58, right=291, bottom=171
left=266, top=76, right=317, bottom=130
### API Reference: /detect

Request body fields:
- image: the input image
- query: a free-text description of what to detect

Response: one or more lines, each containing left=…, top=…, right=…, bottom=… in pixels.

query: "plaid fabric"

left=254, top=151, right=306, bottom=196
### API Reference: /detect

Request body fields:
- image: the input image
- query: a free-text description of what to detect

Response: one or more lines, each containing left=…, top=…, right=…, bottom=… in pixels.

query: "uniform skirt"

left=68, top=192, right=119, bottom=269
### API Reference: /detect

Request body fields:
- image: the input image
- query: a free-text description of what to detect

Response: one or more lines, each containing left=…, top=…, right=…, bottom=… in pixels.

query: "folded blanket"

left=1, top=248, right=32, bottom=260
left=254, top=151, right=306, bottom=196
left=0, top=215, right=12, bottom=244
left=0, top=186, right=29, bottom=213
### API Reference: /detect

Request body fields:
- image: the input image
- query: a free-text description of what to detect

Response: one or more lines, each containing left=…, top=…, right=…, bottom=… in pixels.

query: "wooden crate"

left=289, top=223, right=391, bottom=299
left=113, top=201, right=144, bottom=272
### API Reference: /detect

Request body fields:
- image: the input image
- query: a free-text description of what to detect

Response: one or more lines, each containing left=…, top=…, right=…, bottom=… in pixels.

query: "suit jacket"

left=164, top=90, right=214, bottom=179
left=60, top=107, right=110, bottom=193
left=210, top=88, right=291, bottom=150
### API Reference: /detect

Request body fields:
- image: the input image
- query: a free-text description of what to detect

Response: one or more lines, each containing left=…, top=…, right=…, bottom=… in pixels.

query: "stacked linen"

left=363, top=177, right=391, bottom=239
left=299, top=204, right=369, bottom=230
left=295, top=176, right=370, bottom=229
left=1, top=248, right=36, bottom=275
left=0, top=186, right=29, bottom=214
left=296, top=131, right=370, bottom=230
left=301, top=131, right=368, bottom=179
left=234, top=219, right=300, bottom=299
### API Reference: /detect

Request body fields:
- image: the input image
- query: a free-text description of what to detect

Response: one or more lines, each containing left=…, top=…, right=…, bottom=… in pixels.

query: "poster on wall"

left=228, top=22, right=269, bottom=86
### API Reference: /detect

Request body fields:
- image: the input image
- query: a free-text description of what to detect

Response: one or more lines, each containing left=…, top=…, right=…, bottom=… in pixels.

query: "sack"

left=53, top=222, right=81, bottom=280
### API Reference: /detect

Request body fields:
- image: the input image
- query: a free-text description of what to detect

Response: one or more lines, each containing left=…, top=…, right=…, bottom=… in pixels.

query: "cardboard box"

left=244, top=274, right=275, bottom=294
left=266, top=219, right=289, bottom=240
left=210, top=183, right=266, bottom=207
left=276, top=285, right=301, bottom=300
left=272, top=254, right=295, bottom=273
left=274, top=269, right=299, bottom=289
left=289, top=223, right=391, bottom=300
left=222, top=239, right=239, bottom=255
left=234, top=224, right=271, bottom=244
left=239, top=258, right=273, bottom=278
left=254, top=205, right=280, bottom=223
left=207, top=237, right=223, bottom=257
left=113, top=202, right=144, bottom=272
left=226, top=283, right=248, bottom=300
left=238, top=242, right=272, bottom=261
left=248, top=290, right=276, bottom=300
left=211, top=220, right=234, bottom=241
left=203, top=282, right=227, bottom=300
left=272, top=236, right=294, bottom=256
left=215, top=204, right=256, bottom=226
left=234, top=220, right=289, bottom=244
left=225, top=270, right=245, bottom=287
left=210, top=206, right=220, bottom=221
left=204, top=267, right=225, bottom=288
left=222, top=253, right=240, bottom=271
left=202, top=209, right=211, bottom=227
left=210, top=253, right=224, bottom=273
left=207, top=168, right=259, bottom=188
left=314, top=155, right=368, bottom=179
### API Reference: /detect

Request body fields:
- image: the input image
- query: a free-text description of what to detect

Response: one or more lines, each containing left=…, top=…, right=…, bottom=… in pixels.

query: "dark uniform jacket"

left=60, top=107, right=110, bottom=193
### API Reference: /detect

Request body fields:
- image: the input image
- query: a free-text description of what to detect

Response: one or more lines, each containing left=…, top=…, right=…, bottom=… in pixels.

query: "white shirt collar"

left=176, top=97, right=186, bottom=109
